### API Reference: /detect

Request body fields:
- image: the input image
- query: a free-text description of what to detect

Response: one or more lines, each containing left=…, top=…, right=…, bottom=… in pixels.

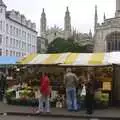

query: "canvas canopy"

left=0, top=56, right=19, bottom=64
left=18, top=53, right=70, bottom=65
left=17, top=52, right=112, bottom=66
left=0, top=56, right=19, bottom=68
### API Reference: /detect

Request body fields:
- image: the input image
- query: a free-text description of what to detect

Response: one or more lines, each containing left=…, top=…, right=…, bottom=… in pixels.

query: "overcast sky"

left=4, top=0, right=116, bottom=35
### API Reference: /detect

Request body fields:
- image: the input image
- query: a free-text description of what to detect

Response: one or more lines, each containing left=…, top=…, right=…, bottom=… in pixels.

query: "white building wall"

left=0, top=18, right=37, bottom=57
left=0, top=3, right=37, bottom=57
left=4, top=19, right=37, bottom=57
left=0, top=6, right=6, bottom=56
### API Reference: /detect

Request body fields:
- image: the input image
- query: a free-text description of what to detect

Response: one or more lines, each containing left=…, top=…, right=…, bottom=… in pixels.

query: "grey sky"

left=4, top=0, right=115, bottom=35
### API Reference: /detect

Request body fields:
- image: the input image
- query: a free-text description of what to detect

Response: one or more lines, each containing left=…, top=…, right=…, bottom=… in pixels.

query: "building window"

left=0, top=8, right=2, bottom=13
left=19, top=41, right=21, bottom=48
left=106, top=31, right=120, bottom=52
left=6, top=24, right=9, bottom=34
left=10, top=38, right=12, bottom=47
left=19, top=29, right=21, bottom=38
left=22, top=42, right=24, bottom=49
left=10, top=25, right=12, bottom=35
left=16, top=28, right=18, bottom=37
left=27, top=33, right=29, bottom=42
left=6, top=50, right=8, bottom=56
left=13, top=39, right=15, bottom=48
left=30, top=34, right=31, bottom=43
left=0, top=49, right=2, bottom=56
left=13, top=27, right=15, bottom=36
left=25, top=32, right=26, bottom=40
left=6, top=36, right=8, bottom=46
left=22, top=31, right=24, bottom=39
left=10, top=51, right=12, bottom=56
left=0, top=21, right=2, bottom=31
left=16, top=40, right=18, bottom=48
left=3, top=21, right=5, bottom=32
left=13, top=51, right=15, bottom=56
left=0, top=35, right=2, bottom=45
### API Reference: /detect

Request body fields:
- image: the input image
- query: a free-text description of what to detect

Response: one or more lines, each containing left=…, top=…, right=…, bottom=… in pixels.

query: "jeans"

left=66, top=88, right=77, bottom=111
left=38, top=95, right=50, bottom=112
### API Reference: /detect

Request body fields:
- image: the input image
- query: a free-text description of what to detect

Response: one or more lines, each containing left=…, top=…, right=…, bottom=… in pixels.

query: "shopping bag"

left=81, top=85, right=86, bottom=96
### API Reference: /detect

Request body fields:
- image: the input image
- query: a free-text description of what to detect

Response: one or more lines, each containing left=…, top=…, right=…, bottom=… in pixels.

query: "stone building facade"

left=0, top=0, right=37, bottom=57
left=40, top=7, right=72, bottom=44
left=40, top=7, right=93, bottom=45
left=94, top=0, right=120, bottom=53
left=94, top=0, right=120, bottom=105
left=37, top=36, right=48, bottom=53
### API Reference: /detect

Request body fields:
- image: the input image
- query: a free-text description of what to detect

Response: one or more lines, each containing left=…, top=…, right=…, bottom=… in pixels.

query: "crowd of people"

left=36, top=68, right=100, bottom=115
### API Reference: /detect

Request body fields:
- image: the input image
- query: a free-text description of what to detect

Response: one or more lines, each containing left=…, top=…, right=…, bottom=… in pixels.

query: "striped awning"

left=18, top=52, right=111, bottom=66
left=18, top=53, right=70, bottom=65
left=62, top=53, right=110, bottom=66
left=108, top=52, right=120, bottom=64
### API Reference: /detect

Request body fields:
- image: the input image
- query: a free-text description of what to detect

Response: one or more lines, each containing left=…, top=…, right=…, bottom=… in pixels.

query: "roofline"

left=37, top=36, right=48, bottom=40
left=6, top=16, right=38, bottom=33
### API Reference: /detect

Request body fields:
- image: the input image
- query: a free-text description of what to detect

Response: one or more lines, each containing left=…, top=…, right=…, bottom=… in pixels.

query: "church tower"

left=40, top=8, right=46, bottom=38
left=115, top=0, right=120, bottom=17
left=94, top=5, right=98, bottom=33
left=64, top=7, right=71, bottom=40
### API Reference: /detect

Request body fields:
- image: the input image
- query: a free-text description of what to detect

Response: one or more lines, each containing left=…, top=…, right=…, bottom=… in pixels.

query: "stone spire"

left=104, top=12, right=106, bottom=21
left=94, top=5, right=98, bottom=33
left=89, top=29, right=92, bottom=39
left=40, top=8, right=46, bottom=37
left=0, top=0, right=6, bottom=8
left=64, top=6, right=71, bottom=40
left=116, top=0, right=120, bottom=17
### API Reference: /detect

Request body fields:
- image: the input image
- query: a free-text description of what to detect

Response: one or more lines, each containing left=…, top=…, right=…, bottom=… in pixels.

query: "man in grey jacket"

left=64, top=68, right=78, bottom=111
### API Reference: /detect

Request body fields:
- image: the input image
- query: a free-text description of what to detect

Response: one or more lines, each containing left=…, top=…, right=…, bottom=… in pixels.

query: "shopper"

left=85, top=73, right=95, bottom=114
left=0, top=72, right=7, bottom=101
left=37, top=72, right=51, bottom=113
left=64, top=68, right=78, bottom=111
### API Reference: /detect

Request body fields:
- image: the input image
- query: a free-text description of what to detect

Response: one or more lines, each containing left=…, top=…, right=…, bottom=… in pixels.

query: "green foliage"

left=47, top=37, right=92, bottom=53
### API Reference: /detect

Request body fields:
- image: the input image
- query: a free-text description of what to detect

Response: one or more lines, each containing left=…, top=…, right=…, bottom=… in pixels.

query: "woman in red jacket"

left=38, top=72, right=51, bottom=113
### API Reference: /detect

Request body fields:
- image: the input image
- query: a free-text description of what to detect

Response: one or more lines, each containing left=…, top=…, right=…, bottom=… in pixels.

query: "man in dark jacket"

left=0, top=72, right=6, bottom=101
left=85, top=73, right=95, bottom=114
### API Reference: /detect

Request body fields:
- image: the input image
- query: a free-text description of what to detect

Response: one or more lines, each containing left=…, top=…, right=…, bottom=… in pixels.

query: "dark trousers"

left=0, top=91, right=4, bottom=101
left=85, top=94, right=94, bottom=114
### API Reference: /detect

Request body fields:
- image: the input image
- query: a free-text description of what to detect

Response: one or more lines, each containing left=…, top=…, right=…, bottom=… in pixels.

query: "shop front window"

left=0, top=35, right=2, bottom=45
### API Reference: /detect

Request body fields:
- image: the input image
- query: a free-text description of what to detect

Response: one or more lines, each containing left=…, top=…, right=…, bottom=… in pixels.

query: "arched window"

left=106, top=31, right=120, bottom=52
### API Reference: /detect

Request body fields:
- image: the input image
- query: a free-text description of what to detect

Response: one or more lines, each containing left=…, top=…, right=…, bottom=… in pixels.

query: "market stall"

left=0, top=56, right=19, bottom=102
left=6, top=52, right=120, bottom=108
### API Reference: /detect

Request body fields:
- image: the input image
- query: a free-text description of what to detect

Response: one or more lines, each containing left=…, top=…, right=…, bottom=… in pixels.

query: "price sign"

left=102, top=82, right=111, bottom=91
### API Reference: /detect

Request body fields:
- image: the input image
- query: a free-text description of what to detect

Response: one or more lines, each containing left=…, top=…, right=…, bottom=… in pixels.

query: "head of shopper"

left=66, top=68, right=72, bottom=73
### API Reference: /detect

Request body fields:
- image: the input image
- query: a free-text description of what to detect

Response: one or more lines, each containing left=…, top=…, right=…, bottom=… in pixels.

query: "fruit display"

left=95, top=90, right=109, bottom=108
left=6, top=85, right=35, bottom=100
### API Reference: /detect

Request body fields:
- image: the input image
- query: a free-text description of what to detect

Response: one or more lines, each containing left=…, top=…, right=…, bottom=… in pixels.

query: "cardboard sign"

left=102, top=82, right=111, bottom=91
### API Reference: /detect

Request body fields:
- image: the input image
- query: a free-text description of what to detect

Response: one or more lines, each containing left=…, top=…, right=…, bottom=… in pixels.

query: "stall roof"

left=0, top=56, right=19, bottom=64
left=17, top=52, right=111, bottom=66
left=17, top=53, right=70, bottom=65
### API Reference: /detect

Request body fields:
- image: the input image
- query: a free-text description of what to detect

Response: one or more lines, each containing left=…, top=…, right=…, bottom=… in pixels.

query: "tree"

left=47, top=37, right=93, bottom=53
